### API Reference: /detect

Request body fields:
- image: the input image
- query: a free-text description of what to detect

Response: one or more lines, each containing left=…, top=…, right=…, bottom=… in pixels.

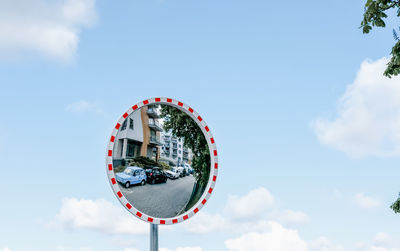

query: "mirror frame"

left=106, top=97, right=218, bottom=225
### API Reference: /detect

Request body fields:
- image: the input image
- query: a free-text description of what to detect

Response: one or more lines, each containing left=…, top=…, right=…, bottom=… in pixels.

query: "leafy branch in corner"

left=390, top=193, right=400, bottom=213
left=361, top=0, right=400, bottom=77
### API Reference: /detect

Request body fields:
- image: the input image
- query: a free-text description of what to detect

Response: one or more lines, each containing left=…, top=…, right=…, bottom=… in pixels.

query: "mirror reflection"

left=112, top=104, right=210, bottom=218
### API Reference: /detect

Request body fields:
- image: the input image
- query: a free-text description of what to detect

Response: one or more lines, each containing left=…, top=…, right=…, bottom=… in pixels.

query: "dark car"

left=145, top=168, right=168, bottom=184
left=180, top=168, right=187, bottom=177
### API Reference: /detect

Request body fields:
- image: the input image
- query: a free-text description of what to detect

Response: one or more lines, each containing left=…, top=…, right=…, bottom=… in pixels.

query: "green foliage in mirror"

left=160, top=104, right=210, bottom=187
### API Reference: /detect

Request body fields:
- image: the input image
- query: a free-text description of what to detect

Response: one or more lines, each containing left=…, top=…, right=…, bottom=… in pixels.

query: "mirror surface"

left=112, top=104, right=210, bottom=218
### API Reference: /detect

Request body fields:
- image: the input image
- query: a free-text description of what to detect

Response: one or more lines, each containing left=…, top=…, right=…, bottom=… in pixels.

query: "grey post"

left=150, top=223, right=158, bottom=251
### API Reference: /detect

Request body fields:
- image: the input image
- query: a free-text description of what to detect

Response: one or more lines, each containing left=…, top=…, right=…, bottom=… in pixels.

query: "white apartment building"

left=160, top=130, right=192, bottom=167
left=113, top=105, right=163, bottom=166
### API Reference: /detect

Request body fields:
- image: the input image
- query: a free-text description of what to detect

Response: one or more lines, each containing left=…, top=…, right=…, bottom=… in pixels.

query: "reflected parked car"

left=184, top=163, right=191, bottom=176
left=146, top=167, right=168, bottom=184
left=116, top=166, right=147, bottom=188
left=176, top=166, right=186, bottom=177
left=165, top=167, right=180, bottom=179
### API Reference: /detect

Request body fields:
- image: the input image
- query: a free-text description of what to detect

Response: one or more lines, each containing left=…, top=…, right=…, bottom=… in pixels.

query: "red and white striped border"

left=106, top=98, right=218, bottom=225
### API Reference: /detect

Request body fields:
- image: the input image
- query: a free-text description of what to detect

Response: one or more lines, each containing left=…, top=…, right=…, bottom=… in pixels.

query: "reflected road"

left=119, top=175, right=195, bottom=218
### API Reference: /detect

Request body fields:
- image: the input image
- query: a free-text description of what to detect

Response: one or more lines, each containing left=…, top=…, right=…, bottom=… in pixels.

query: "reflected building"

left=160, top=130, right=193, bottom=167
left=113, top=105, right=163, bottom=166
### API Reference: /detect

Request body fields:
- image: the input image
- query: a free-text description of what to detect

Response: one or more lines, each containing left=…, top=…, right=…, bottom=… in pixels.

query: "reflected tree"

left=159, top=104, right=210, bottom=187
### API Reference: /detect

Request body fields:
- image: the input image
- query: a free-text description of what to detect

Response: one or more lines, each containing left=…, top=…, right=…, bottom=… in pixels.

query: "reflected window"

left=127, top=144, right=134, bottom=157
left=150, top=130, right=157, bottom=142
left=123, top=168, right=133, bottom=176
left=121, top=120, right=127, bottom=130
left=119, top=139, right=124, bottom=157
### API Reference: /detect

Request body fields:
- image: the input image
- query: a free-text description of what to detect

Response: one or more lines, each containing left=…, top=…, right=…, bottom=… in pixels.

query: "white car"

left=165, top=168, right=179, bottom=179
left=176, top=166, right=185, bottom=177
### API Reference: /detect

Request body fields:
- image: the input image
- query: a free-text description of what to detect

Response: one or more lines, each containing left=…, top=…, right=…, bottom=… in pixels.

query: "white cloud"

left=276, top=209, right=309, bottom=225
left=110, top=236, right=138, bottom=248
left=366, top=232, right=400, bottom=251
left=225, top=229, right=400, bottom=251
left=0, top=248, right=11, bottom=251
left=182, top=188, right=395, bottom=251
left=313, top=57, right=400, bottom=157
left=47, top=191, right=398, bottom=251
left=56, top=247, right=93, bottom=251
left=181, top=211, right=230, bottom=234
left=175, top=248, right=203, bottom=251
left=183, top=187, right=308, bottom=234
left=183, top=212, right=283, bottom=235
left=224, top=187, right=275, bottom=219
left=0, top=0, right=97, bottom=61
left=50, top=198, right=148, bottom=235
left=65, top=100, right=101, bottom=113
left=355, top=193, right=381, bottom=209
left=308, top=237, right=345, bottom=251
left=160, top=248, right=203, bottom=251
left=225, top=221, right=308, bottom=251
left=374, top=232, right=393, bottom=246
left=367, top=246, right=400, bottom=251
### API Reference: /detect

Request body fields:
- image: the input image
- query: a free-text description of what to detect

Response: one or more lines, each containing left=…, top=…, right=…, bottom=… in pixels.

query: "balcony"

left=148, top=119, right=163, bottom=132
left=149, top=136, right=162, bottom=145
left=147, top=108, right=160, bottom=118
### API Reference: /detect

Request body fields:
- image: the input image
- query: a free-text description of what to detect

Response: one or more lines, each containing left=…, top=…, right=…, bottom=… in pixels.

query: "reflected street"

left=119, top=175, right=195, bottom=218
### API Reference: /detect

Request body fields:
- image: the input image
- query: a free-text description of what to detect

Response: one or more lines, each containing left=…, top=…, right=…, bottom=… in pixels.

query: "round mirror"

left=106, top=98, right=218, bottom=224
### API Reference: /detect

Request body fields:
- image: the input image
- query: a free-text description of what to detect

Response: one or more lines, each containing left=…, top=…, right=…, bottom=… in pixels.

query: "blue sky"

left=1, top=0, right=400, bottom=251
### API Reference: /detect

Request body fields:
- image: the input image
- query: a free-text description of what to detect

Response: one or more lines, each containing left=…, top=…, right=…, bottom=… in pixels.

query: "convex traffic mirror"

left=106, top=98, right=218, bottom=224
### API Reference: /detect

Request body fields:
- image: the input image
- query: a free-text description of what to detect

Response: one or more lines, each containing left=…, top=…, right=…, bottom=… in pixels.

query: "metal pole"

left=150, top=223, right=158, bottom=251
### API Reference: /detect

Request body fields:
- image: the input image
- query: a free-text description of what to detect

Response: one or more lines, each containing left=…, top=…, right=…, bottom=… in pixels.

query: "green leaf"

left=391, top=198, right=400, bottom=213
left=363, top=25, right=372, bottom=33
